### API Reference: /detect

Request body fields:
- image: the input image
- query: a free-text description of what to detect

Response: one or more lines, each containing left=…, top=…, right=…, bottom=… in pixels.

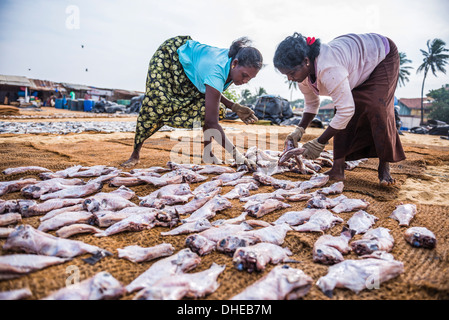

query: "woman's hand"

left=231, top=103, right=258, bottom=124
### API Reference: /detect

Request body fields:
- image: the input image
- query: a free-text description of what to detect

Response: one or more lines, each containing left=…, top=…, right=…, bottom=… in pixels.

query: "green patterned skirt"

left=134, top=35, right=227, bottom=148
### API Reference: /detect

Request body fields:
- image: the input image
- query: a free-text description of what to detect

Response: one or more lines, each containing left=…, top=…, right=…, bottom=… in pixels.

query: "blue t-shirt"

left=177, top=40, right=233, bottom=94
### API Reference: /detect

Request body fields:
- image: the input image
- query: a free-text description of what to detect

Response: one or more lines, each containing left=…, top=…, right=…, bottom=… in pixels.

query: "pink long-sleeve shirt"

left=300, top=33, right=390, bottom=130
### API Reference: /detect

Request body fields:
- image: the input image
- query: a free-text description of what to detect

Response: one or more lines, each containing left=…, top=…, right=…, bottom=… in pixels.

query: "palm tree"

left=417, top=38, right=449, bottom=125
left=398, top=52, right=413, bottom=87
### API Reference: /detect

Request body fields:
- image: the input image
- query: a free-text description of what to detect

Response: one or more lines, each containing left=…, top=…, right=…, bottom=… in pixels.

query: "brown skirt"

left=333, top=38, right=406, bottom=163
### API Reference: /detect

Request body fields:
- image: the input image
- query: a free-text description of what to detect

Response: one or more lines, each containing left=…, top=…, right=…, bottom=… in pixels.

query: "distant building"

left=397, top=97, right=434, bottom=129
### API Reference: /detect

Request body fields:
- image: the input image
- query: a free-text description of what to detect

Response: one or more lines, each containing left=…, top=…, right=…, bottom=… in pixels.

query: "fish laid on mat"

left=165, top=188, right=221, bottom=216
left=0, top=288, right=33, bottom=300
left=233, top=243, right=293, bottom=273
left=56, top=224, right=103, bottom=238
left=39, top=165, right=83, bottom=180
left=68, top=165, right=117, bottom=178
left=95, top=212, right=160, bottom=237
left=350, top=227, right=394, bottom=255
left=83, top=186, right=136, bottom=212
left=133, top=263, right=225, bottom=300
left=126, top=248, right=201, bottom=293
left=316, top=258, right=404, bottom=297
left=21, top=198, right=85, bottom=217
left=299, top=174, right=329, bottom=192
left=181, top=195, right=232, bottom=223
left=313, top=227, right=355, bottom=265
left=240, top=192, right=285, bottom=203
left=389, top=203, right=417, bottom=226
left=0, top=212, right=22, bottom=227
left=2, top=166, right=51, bottom=175
left=38, top=211, right=94, bottom=232
left=0, top=178, right=38, bottom=197
left=252, top=172, right=298, bottom=190
left=0, top=199, right=19, bottom=214
left=39, top=182, right=102, bottom=201
left=404, top=227, right=436, bottom=249
left=345, top=158, right=368, bottom=170
left=347, top=210, right=379, bottom=235
left=231, top=265, right=313, bottom=300
left=40, top=204, right=85, bottom=222
left=212, top=171, right=247, bottom=183
left=222, top=184, right=252, bottom=200
left=130, top=166, right=170, bottom=174
left=273, top=208, right=320, bottom=226
left=192, top=179, right=223, bottom=195
left=43, top=272, right=125, bottom=300
left=139, top=183, right=192, bottom=208
left=332, top=198, right=370, bottom=214
left=306, top=194, right=348, bottom=209
left=161, top=218, right=212, bottom=236
left=92, top=207, right=161, bottom=228
left=244, top=199, right=291, bottom=218
left=117, top=243, right=175, bottom=263
left=166, top=161, right=203, bottom=171
left=20, top=178, right=85, bottom=199
left=196, top=165, right=236, bottom=175
left=0, top=254, right=70, bottom=280
left=318, top=181, right=344, bottom=195
left=3, top=225, right=108, bottom=258
left=0, top=227, right=15, bottom=238
left=222, top=177, right=260, bottom=187
left=293, top=210, right=344, bottom=233
left=108, top=176, right=145, bottom=187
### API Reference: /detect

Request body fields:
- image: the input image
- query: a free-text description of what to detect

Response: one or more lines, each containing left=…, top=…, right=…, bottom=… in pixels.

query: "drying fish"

left=39, top=165, right=83, bottom=180
left=137, top=169, right=187, bottom=187
left=117, top=243, right=175, bottom=263
left=181, top=195, right=232, bottom=223
left=223, top=183, right=252, bottom=199
left=318, top=181, right=344, bottom=195
left=38, top=211, right=94, bottom=232
left=404, top=227, right=436, bottom=249
left=347, top=210, right=379, bottom=234
left=0, top=288, right=33, bottom=300
left=21, top=178, right=85, bottom=199
left=273, top=208, right=321, bottom=226
left=313, top=228, right=354, bottom=265
left=278, top=146, right=305, bottom=166
left=307, top=194, right=348, bottom=209
left=196, top=165, right=236, bottom=175
left=40, top=204, right=85, bottom=222
left=166, top=188, right=221, bottom=215
left=173, top=168, right=209, bottom=183
left=284, top=191, right=315, bottom=202
left=161, top=218, right=212, bottom=236
left=350, top=227, right=394, bottom=255
left=87, top=170, right=121, bottom=185
left=389, top=203, right=417, bottom=226
left=0, top=212, right=22, bottom=227
left=56, top=224, right=103, bottom=238
left=2, top=166, right=51, bottom=175
left=316, top=258, right=404, bottom=297
left=237, top=223, right=292, bottom=246
left=253, top=172, right=298, bottom=190
left=293, top=210, right=344, bottom=233
left=185, top=222, right=253, bottom=256
left=231, top=265, right=313, bottom=300
left=21, top=198, right=85, bottom=217
left=345, top=158, right=368, bottom=170
left=192, top=179, right=223, bottom=195
left=167, top=161, right=203, bottom=171
left=332, top=198, right=370, bottom=214
left=126, top=248, right=201, bottom=293
left=68, top=165, right=117, bottom=178
left=39, top=182, right=102, bottom=201
left=0, top=227, right=15, bottom=238
left=92, top=207, right=161, bottom=228
left=299, top=174, right=329, bottom=191
left=212, top=171, right=247, bottom=183
left=222, top=177, right=260, bottom=187
left=0, top=199, right=19, bottom=214
left=130, top=166, right=170, bottom=174
left=244, top=199, right=291, bottom=218
left=43, top=271, right=125, bottom=300
left=83, top=186, right=137, bottom=212
left=3, top=224, right=108, bottom=258
left=233, top=243, right=293, bottom=273
left=139, top=183, right=192, bottom=208
left=240, top=192, right=285, bottom=203
left=0, top=178, right=37, bottom=197
left=133, top=263, right=225, bottom=300
left=212, top=212, right=248, bottom=226
left=360, top=250, right=395, bottom=261
left=95, top=212, right=160, bottom=237
left=216, top=234, right=258, bottom=256
left=0, top=254, right=70, bottom=280
left=108, top=176, right=145, bottom=187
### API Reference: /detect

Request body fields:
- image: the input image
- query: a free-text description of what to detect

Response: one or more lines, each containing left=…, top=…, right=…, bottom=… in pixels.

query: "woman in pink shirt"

left=274, top=33, right=405, bottom=186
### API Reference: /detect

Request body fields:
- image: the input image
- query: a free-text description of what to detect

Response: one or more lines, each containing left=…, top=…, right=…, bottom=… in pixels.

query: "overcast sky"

left=1, top=0, right=448, bottom=101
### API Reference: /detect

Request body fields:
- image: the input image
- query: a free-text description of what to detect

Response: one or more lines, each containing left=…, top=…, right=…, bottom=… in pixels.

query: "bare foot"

left=378, top=161, right=396, bottom=186
left=324, top=158, right=346, bottom=181
left=120, top=157, right=140, bottom=168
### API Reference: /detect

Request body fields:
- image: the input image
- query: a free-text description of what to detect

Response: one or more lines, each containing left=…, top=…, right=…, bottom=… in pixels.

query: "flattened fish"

left=233, top=243, right=293, bottom=273
left=83, top=187, right=137, bottom=212
left=38, top=211, right=94, bottom=232
left=0, top=199, right=19, bottom=214
left=316, top=258, right=404, bottom=297
left=0, top=288, right=33, bottom=300
left=2, top=166, right=51, bottom=175
left=166, top=188, right=221, bottom=216
left=43, top=272, right=125, bottom=300
left=196, top=165, right=236, bottom=175
left=192, top=180, right=223, bottom=195
left=56, top=224, right=103, bottom=238
left=313, top=228, right=354, bottom=265
left=139, top=183, right=192, bottom=208
left=0, top=227, right=15, bottom=239
left=404, top=226, right=436, bottom=249
left=94, top=212, right=159, bottom=237
left=332, top=198, right=370, bottom=214
left=92, top=207, right=160, bottom=228
left=181, top=195, right=232, bottom=223
left=252, top=172, right=298, bottom=190
left=299, top=174, right=329, bottom=192
left=347, top=210, right=379, bottom=235
left=117, top=243, right=175, bottom=263
left=39, top=182, right=102, bottom=201
left=161, top=218, right=212, bottom=236
left=3, top=225, right=107, bottom=258
left=68, top=165, right=116, bottom=178
left=39, top=165, right=83, bottom=180
left=306, top=194, right=348, bottom=209
left=273, top=208, right=320, bottom=226
left=133, top=263, right=225, bottom=300
left=244, top=199, right=291, bottom=218
left=212, top=171, right=247, bottom=183
left=350, top=227, right=394, bottom=255
left=389, top=203, right=417, bottom=226
left=40, top=204, right=85, bottom=222
left=0, top=254, right=70, bottom=280
left=293, top=210, right=343, bottom=233
left=137, top=170, right=184, bottom=187
left=223, top=184, right=252, bottom=200
left=0, top=178, right=38, bottom=197
left=22, top=198, right=85, bottom=217
left=318, top=181, right=344, bottom=195
left=0, top=212, right=22, bottom=227
left=125, top=248, right=201, bottom=293
left=20, top=178, right=85, bottom=199
left=231, top=265, right=313, bottom=300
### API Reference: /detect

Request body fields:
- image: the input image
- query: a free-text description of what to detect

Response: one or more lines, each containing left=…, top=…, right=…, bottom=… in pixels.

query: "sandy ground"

left=0, top=106, right=448, bottom=301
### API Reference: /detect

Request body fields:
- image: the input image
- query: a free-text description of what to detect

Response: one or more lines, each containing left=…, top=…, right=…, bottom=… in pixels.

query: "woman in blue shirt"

left=121, top=36, right=263, bottom=169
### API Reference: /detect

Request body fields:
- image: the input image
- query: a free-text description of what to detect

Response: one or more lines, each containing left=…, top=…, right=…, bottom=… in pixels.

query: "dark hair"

left=229, top=37, right=263, bottom=69
left=273, top=32, right=321, bottom=71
